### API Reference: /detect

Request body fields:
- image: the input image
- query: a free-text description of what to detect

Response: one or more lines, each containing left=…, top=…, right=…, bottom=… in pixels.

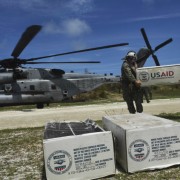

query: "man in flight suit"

left=121, top=51, right=143, bottom=114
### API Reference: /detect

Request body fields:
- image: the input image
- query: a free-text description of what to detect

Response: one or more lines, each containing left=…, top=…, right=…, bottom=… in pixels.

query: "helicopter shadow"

left=19, top=109, right=35, bottom=112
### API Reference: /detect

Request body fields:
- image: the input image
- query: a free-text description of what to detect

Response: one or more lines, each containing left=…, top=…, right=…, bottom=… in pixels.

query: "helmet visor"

left=127, top=56, right=136, bottom=61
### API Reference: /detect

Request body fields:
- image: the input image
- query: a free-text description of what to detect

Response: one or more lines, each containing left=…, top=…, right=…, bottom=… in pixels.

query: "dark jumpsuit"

left=121, top=60, right=143, bottom=113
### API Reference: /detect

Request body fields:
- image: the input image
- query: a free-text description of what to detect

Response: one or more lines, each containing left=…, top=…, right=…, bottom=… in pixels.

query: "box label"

left=69, top=144, right=113, bottom=175
left=150, top=135, right=180, bottom=162
left=127, top=131, right=180, bottom=172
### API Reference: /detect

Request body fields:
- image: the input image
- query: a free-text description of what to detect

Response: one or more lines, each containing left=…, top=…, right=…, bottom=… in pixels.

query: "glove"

left=135, top=80, right=141, bottom=88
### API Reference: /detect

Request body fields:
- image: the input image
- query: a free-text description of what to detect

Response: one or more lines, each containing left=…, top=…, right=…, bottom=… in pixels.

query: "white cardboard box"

left=102, top=114, right=180, bottom=173
left=43, top=121, right=115, bottom=180
left=137, top=64, right=180, bottom=86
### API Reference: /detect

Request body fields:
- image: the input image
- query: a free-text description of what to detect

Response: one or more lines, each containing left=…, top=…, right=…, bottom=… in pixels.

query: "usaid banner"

left=137, top=64, right=180, bottom=86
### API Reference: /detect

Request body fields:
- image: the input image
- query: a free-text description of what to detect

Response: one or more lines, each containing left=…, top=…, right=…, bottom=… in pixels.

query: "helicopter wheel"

left=36, top=103, right=44, bottom=109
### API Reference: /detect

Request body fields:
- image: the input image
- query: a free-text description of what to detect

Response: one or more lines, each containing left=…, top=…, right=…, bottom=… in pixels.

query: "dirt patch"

left=0, top=98, right=179, bottom=130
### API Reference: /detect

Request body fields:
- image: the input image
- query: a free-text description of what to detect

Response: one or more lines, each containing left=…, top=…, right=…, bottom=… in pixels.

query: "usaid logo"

left=47, top=150, right=72, bottom=175
left=139, top=72, right=149, bottom=82
left=128, top=139, right=150, bottom=162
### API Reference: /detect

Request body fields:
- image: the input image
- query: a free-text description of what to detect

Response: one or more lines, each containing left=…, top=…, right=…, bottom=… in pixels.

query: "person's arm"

left=123, top=63, right=141, bottom=87
left=123, top=63, right=136, bottom=83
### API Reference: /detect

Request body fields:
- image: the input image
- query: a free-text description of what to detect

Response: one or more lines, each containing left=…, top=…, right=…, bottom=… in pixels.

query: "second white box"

left=102, top=113, right=180, bottom=173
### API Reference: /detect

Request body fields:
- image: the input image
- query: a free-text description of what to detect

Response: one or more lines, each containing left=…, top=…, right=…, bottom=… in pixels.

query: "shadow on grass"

left=41, top=165, right=47, bottom=180
left=157, top=112, right=180, bottom=122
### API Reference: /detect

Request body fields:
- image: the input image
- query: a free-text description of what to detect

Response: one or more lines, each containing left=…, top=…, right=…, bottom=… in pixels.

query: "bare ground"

left=0, top=98, right=179, bottom=130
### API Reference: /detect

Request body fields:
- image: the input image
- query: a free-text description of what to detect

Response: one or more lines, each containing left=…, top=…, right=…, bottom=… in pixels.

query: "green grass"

left=0, top=113, right=180, bottom=179
left=157, top=112, right=180, bottom=122
left=151, top=85, right=180, bottom=99
left=0, top=127, right=44, bottom=179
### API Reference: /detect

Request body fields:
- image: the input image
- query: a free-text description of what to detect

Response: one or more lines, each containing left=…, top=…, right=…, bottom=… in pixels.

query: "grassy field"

left=0, top=113, right=180, bottom=180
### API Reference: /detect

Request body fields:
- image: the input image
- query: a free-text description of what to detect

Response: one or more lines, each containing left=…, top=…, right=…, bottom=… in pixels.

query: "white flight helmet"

left=126, top=51, right=137, bottom=60
left=121, top=51, right=137, bottom=60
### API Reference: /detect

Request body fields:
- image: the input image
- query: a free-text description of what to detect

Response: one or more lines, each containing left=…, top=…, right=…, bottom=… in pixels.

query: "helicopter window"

left=30, top=85, right=35, bottom=90
left=51, top=84, right=56, bottom=90
left=63, top=90, right=68, bottom=97
left=4, top=84, right=13, bottom=93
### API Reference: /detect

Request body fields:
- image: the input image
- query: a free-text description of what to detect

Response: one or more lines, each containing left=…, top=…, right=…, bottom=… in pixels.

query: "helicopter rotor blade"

left=140, top=28, right=173, bottom=67
left=140, top=28, right=153, bottom=53
left=152, top=54, right=160, bottom=66
left=24, top=61, right=101, bottom=64
left=154, top=38, right=173, bottom=52
left=25, top=43, right=129, bottom=61
left=11, top=25, right=42, bottom=58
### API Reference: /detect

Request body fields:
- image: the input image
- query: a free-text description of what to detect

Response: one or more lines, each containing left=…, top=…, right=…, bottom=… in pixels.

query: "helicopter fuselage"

left=0, top=68, right=119, bottom=108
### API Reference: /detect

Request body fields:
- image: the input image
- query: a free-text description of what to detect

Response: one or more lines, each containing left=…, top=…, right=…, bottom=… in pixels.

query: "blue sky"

left=0, top=0, right=179, bottom=75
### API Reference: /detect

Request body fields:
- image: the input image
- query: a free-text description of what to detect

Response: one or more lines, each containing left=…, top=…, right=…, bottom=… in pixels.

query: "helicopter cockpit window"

left=30, top=85, right=35, bottom=90
left=50, top=69, right=65, bottom=77
left=15, top=70, right=28, bottom=80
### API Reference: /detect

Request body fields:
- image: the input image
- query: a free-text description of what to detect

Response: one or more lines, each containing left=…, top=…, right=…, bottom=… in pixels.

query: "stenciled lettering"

left=151, top=71, right=174, bottom=79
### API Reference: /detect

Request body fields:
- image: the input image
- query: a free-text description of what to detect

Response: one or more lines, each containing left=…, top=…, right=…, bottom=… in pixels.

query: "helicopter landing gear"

left=36, top=103, right=44, bottom=109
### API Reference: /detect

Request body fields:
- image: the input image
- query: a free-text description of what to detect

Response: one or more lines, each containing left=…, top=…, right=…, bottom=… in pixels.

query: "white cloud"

left=44, top=19, right=91, bottom=37
left=18, top=0, right=46, bottom=9
left=66, top=0, right=94, bottom=14
left=124, top=13, right=180, bottom=22
left=63, top=19, right=91, bottom=36
left=0, top=0, right=94, bottom=17
left=43, top=22, right=63, bottom=34
left=0, top=0, right=48, bottom=10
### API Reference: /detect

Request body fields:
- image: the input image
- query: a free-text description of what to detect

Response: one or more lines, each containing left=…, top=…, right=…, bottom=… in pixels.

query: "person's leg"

left=122, top=85, right=136, bottom=114
left=133, top=90, right=143, bottom=113
left=135, top=99, right=143, bottom=113
left=143, top=89, right=150, bottom=103
left=126, top=100, right=136, bottom=114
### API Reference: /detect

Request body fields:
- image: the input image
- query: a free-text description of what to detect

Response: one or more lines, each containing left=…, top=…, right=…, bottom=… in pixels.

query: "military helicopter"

left=0, top=25, right=129, bottom=108
left=135, top=28, right=177, bottom=88
left=136, top=28, right=173, bottom=67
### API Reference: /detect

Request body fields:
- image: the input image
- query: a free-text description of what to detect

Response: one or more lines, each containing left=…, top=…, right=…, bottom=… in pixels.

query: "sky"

left=0, top=0, right=179, bottom=75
